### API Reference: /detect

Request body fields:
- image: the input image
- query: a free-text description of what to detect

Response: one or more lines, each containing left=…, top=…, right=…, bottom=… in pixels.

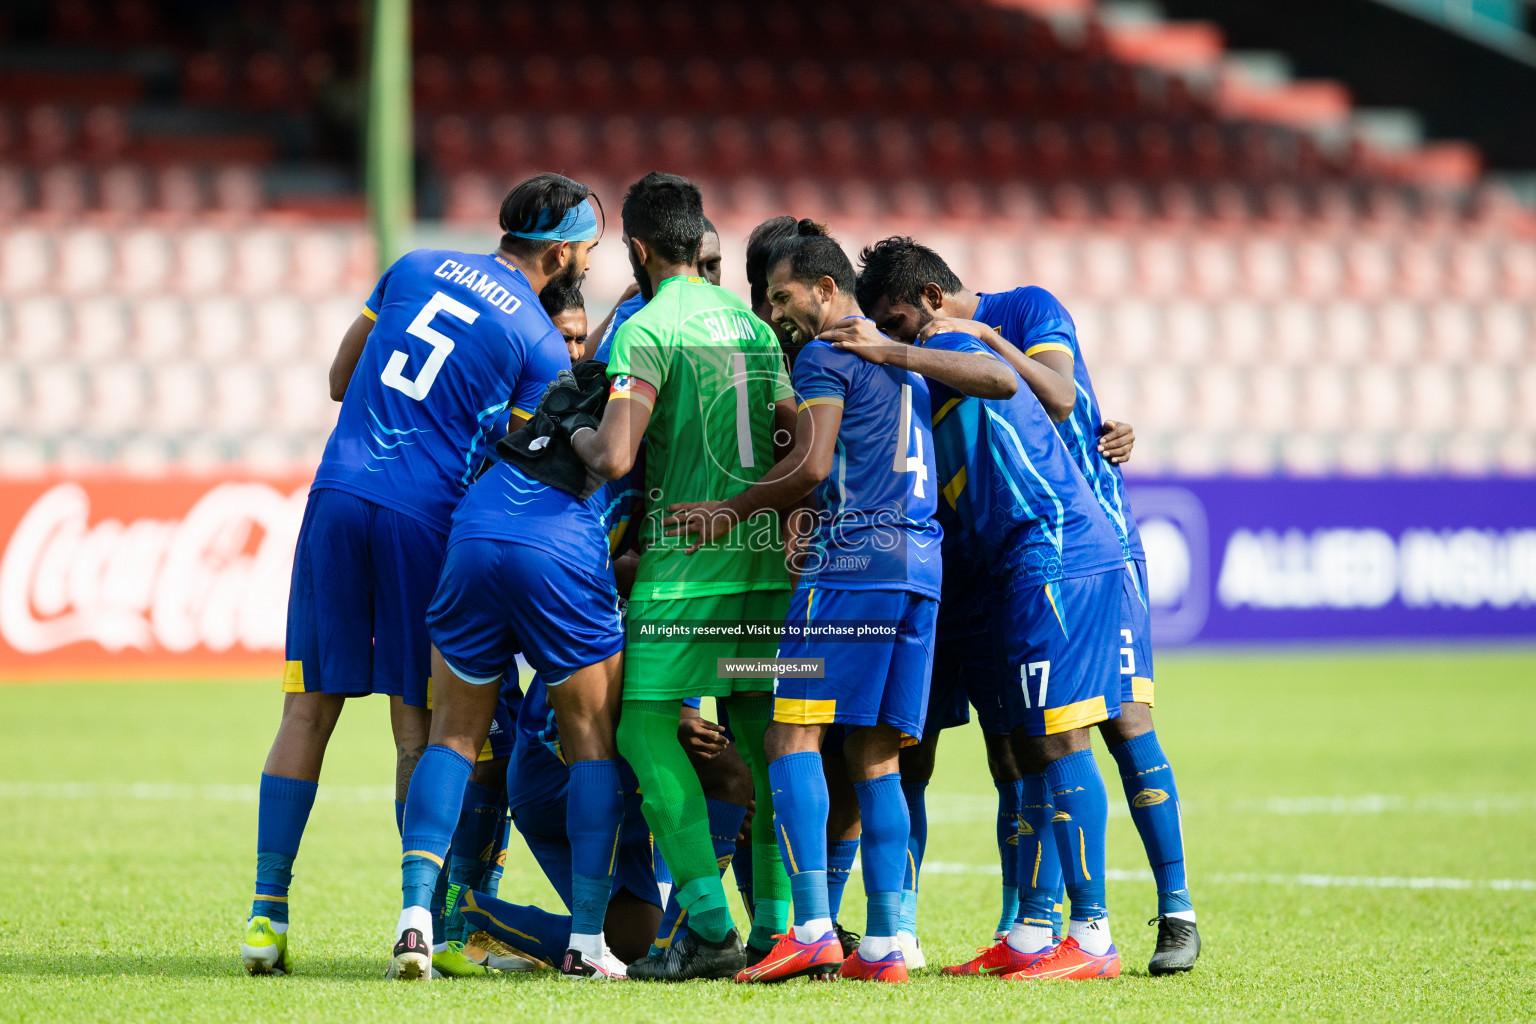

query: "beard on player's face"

left=628, top=238, right=654, bottom=301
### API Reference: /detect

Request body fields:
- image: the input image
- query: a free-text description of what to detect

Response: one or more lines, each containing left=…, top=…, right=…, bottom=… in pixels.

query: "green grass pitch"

left=1, top=650, right=1533, bottom=1022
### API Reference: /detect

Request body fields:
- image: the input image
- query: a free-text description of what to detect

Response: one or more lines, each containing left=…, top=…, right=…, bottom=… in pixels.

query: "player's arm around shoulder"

left=823, top=316, right=1016, bottom=399
left=923, top=317, right=1075, bottom=421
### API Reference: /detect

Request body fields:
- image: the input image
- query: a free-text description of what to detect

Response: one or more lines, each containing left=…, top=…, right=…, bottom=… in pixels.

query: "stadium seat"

left=117, top=228, right=174, bottom=293
left=56, top=229, right=114, bottom=295
left=133, top=297, right=190, bottom=361
left=1480, top=302, right=1529, bottom=363
left=1249, top=365, right=1297, bottom=432
left=209, top=363, right=272, bottom=433
left=190, top=296, right=248, bottom=361
left=1462, top=365, right=1511, bottom=432
left=97, top=163, right=150, bottom=217
left=1321, top=301, right=1372, bottom=365
left=175, top=229, right=231, bottom=293
left=233, top=231, right=290, bottom=295
left=1353, top=365, right=1404, bottom=430
left=72, top=295, right=130, bottom=360
left=85, top=362, right=148, bottom=433
left=250, top=296, right=310, bottom=363
left=11, top=296, right=69, bottom=361
left=27, top=364, right=87, bottom=432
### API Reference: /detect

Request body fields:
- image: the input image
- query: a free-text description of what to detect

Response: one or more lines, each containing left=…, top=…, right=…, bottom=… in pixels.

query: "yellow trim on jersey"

left=608, top=519, right=630, bottom=556
left=404, top=849, right=445, bottom=868
left=281, top=661, right=305, bottom=693
left=1131, top=677, right=1155, bottom=705
left=1023, top=341, right=1072, bottom=358
left=608, top=389, right=654, bottom=411
left=942, top=466, right=967, bottom=509
left=798, top=396, right=844, bottom=412
left=1042, top=695, right=1110, bottom=735
left=774, top=697, right=837, bottom=724
left=361, top=305, right=378, bottom=321
left=932, top=396, right=962, bottom=426
left=511, top=406, right=537, bottom=420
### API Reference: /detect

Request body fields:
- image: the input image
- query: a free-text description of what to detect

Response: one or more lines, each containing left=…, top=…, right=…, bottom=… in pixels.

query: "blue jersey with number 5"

left=312, top=249, right=570, bottom=533
left=793, top=332, right=942, bottom=598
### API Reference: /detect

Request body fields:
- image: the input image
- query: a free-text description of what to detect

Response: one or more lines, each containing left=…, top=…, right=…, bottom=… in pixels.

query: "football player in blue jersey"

left=666, top=234, right=1014, bottom=984
left=855, top=236, right=1198, bottom=975
left=541, top=278, right=589, bottom=363
left=389, top=389, right=643, bottom=981
left=240, top=173, right=595, bottom=978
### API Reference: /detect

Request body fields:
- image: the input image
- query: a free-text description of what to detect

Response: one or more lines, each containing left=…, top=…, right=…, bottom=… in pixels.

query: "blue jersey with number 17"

left=792, top=331, right=942, bottom=598
left=312, top=249, right=570, bottom=534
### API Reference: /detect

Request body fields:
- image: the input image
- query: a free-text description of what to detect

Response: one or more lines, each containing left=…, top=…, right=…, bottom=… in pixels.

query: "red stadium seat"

left=574, top=56, right=615, bottom=112
left=81, top=106, right=130, bottom=163
left=656, top=117, right=699, bottom=177
left=156, top=165, right=205, bottom=216
left=765, top=119, right=806, bottom=178
left=600, top=117, right=643, bottom=182
left=414, top=55, right=457, bottom=112
left=25, top=104, right=76, bottom=163
left=97, top=163, right=149, bottom=217
left=703, top=118, right=751, bottom=178
left=488, top=115, right=530, bottom=174
left=37, top=165, right=89, bottom=218
left=430, top=115, right=477, bottom=175
left=183, top=52, right=231, bottom=105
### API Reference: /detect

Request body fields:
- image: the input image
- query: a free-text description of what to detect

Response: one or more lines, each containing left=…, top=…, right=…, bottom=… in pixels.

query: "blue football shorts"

left=283, top=487, right=446, bottom=708
left=1118, top=559, right=1155, bottom=706
left=509, top=751, right=660, bottom=910
left=1000, top=569, right=1123, bottom=736
left=925, top=622, right=1013, bottom=738
left=427, top=537, right=623, bottom=687
left=773, top=587, right=938, bottom=741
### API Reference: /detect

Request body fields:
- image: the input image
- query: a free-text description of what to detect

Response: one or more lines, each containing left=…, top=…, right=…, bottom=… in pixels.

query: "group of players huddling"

left=239, top=169, right=1201, bottom=986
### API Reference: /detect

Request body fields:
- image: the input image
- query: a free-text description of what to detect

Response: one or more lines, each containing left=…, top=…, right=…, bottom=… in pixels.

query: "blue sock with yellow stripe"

left=899, top=778, right=928, bottom=937
left=1012, top=773, right=1063, bottom=949
left=1047, top=750, right=1109, bottom=922
left=996, top=778, right=1024, bottom=934
left=1109, top=730, right=1193, bottom=916
left=768, top=753, right=831, bottom=936
left=567, top=759, right=624, bottom=940
left=251, top=773, right=317, bottom=925
left=706, top=798, right=747, bottom=870
left=853, top=773, right=909, bottom=940
left=401, top=745, right=472, bottom=912
left=826, top=838, right=860, bottom=920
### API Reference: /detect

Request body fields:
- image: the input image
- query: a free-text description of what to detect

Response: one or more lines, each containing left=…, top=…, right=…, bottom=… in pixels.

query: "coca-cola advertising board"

left=0, top=477, right=308, bottom=679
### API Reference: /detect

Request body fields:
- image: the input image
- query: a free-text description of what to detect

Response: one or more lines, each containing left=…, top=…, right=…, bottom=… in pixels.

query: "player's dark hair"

left=854, top=235, right=964, bottom=313
left=538, top=276, right=584, bottom=318
left=703, top=215, right=718, bottom=237
left=498, top=172, right=602, bottom=259
left=746, top=216, right=828, bottom=307
left=621, top=172, right=706, bottom=265
left=766, top=233, right=856, bottom=296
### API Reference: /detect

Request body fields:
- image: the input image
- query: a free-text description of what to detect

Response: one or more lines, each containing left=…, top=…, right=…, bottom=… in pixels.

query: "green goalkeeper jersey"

left=606, top=274, right=795, bottom=601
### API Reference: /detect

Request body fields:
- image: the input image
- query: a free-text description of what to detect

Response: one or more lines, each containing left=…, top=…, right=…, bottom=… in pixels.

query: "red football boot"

left=734, top=932, right=843, bottom=983
left=1002, top=937, right=1120, bottom=980
left=942, top=936, right=1054, bottom=976
left=838, top=949, right=908, bottom=983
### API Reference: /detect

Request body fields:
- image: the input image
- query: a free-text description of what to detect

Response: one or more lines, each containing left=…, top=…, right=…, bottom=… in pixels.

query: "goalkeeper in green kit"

left=571, top=173, right=798, bottom=980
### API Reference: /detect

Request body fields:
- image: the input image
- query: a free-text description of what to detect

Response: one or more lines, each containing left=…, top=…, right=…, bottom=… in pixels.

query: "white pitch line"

left=871, top=862, right=1536, bottom=892
left=0, top=781, right=394, bottom=803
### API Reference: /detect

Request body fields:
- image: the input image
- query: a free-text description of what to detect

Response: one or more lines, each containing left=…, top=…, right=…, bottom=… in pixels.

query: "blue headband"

left=507, top=200, right=598, bottom=242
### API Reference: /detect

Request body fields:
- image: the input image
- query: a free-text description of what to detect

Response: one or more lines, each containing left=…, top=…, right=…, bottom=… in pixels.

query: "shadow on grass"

left=0, top=952, right=536, bottom=982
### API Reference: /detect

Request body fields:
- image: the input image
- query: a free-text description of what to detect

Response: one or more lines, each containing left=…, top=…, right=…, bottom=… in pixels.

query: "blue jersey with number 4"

left=923, top=330, right=1123, bottom=593
left=792, top=332, right=942, bottom=598
left=312, top=249, right=569, bottom=533
left=974, top=288, right=1144, bottom=562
